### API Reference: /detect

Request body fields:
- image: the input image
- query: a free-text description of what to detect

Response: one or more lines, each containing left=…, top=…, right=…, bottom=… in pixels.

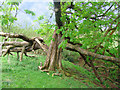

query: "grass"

left=2, top=53, right=101, bottom=88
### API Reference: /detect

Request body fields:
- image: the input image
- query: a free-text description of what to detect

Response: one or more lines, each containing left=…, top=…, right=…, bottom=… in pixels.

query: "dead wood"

left=0, top=32, right=33, bottom=42
left=35, top=38, right=48, bottom=53
left=1, top=32, right=119, bottom=86
left=0, top=32, right=44, bottom=44
left=66, top=43, right=120, bottom=64
left=0, top=32, right=119, bottom=66
left=3, top=41, right=29, bottom=46
left=0, top=43, right=2, bottom=57
left=3, top=45, right=14, bottom=56
left=20, top=46, right=25, bottom=61
left=0, top=32, right=47, bottom=61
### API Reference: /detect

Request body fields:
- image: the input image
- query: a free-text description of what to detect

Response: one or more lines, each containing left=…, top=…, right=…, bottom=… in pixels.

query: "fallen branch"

left=35, top=38, right=48, bottom=53
left=20, top=46, right=25, bottom=61
left=3, top=41, right=29, bottom=47
left=66, top=43, right=120, bottom=64
left=3, top=45, right=14, bottom=56
left=0, top=32, right=33, bottom=42
left=0, top=32, right=46, bottom=61
left=1, top=32, right=119, bottom=65
left=24, top=52, right=36, bottom=57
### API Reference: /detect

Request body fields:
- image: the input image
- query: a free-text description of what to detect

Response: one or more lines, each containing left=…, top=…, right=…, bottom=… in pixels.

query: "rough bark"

left=0, top=32, right=44, bottom=43
left=41, top=30, right=62, bottom=71
left=0, top=32, right=33, bottom=42
left=40, top=1, right=63, bottom=71
left=20, top=46, right=25, bottom=61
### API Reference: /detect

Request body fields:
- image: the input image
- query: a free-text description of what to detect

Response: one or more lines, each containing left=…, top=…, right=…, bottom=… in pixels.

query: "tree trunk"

left=41, top=1, right=63, bottom=71
left=41, top=30, right=62, bottom=71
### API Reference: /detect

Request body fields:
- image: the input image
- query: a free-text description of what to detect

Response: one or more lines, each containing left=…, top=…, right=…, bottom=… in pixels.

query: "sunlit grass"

left=2, top=54, right=100, bottom=88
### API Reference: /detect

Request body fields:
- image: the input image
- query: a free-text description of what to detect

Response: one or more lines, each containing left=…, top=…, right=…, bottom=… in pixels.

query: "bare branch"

left=3, top=41, right=29, bottom=47
left=0, top=32, right=33, bottom=42
left=35, top=38, right=48, bottom=53
left=20, top=46, right=25, bottom=61
left=66, top=43, right=120, bottom=64
left=97, top=4, right=114, bottom=17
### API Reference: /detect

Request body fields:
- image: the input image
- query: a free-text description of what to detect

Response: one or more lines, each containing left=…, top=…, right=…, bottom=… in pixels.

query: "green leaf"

left=38, top=15, right=44, bottom=20
left=2, top=19, right=8, bottom=25
left=58, top=39, right=67, bottom=49
left=60, top=15, right=66, bottom=22
left=52, top=38, right=55, bottom=42
left=8, top=17, right=17, bottom=23
left=33, top=20, right=38, bottom=22
left=24, top=10, right=35, bottom=16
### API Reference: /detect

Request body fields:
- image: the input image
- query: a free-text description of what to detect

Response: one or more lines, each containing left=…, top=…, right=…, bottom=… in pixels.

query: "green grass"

left=2, top=54, right=101, bottom=88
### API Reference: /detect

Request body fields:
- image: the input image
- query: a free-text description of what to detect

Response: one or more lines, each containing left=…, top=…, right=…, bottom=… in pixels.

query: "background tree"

left=0, top=0, right=20, bottom=32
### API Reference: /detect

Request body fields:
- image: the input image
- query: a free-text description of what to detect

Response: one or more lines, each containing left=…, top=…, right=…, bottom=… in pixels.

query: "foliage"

left=59, top=2, right=118, bottom=53
left=62, top=50, right=80, bottom=63
left=24, top=10, right=35, bottom=16
left=0, top=0, right=36, bottom=33
left=0, top=0, right=21, bottom=30
left=34, top=17, right=55, bottom=46
left=59, top=2, right=119, bottom=86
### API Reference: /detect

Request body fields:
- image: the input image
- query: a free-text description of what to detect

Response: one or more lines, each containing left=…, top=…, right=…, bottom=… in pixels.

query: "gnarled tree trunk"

left=41, top=1, right=63, bottom=71
left=41, top=30, right=62, bottom=71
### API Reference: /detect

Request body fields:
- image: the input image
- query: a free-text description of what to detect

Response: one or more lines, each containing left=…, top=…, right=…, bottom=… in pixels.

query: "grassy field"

left=2, top=53, right=101, bottom=88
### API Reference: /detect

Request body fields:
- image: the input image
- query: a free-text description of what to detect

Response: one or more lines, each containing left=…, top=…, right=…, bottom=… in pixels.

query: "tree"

left=40, top=0, right=63, bottom=71
left=0, top=1, right=20, bottom=32
left=39, top=1, right=119, bottom=84
left=0, top=0, right=119, bottom=86
left=0, top=0, right=35, bottom=32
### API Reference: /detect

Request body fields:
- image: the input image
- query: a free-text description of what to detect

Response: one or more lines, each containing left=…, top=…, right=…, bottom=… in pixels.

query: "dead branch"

left=0, top=32, right=46, bottom=61
left=35, top=38, right=48, bottom=53
left=3, top=45, right=14, bottom=56
left=0, top=43, right=2, bottom=57
left=17, top=52, right=19, bottom=60
left=20, top=46, right=25, bottom=61
left=95, top=66, right=117, bottom=69
left=66, top=43, right=120, bottom=64
left=3, top=41, right=29, bottom=47
left=89, top=59, right=103, bottom=84
left=0, top=32, right=33, bottom=42
left=1, top=32, right=119, bottom=65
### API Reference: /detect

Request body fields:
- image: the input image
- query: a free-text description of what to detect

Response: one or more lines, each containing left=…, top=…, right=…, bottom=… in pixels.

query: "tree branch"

left=66, top=43, right=120, bottom=64
left=3, top=41, right=29, bottom=47
left=97, top=4, right=114, bottom=17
